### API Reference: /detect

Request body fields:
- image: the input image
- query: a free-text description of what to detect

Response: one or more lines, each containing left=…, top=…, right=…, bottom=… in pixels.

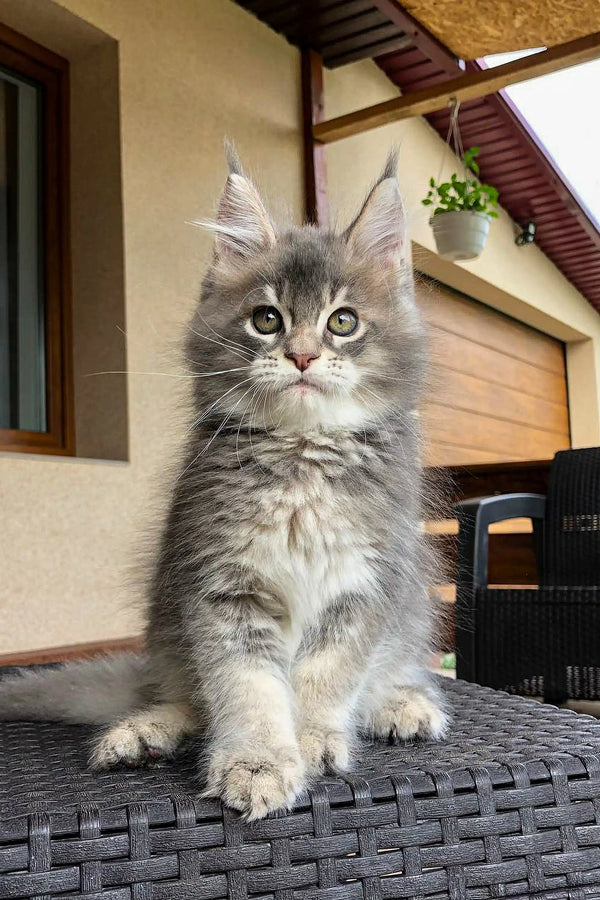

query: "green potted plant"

left=422, top=147, right=499, bottom=261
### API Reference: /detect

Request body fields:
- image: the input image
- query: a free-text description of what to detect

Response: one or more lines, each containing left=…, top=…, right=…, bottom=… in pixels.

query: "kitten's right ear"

left=212, top=147, right=275, bottom=261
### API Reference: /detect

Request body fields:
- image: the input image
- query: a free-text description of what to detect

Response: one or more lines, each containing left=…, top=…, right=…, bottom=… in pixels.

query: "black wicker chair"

left=454, top=446, right=600, bottom=702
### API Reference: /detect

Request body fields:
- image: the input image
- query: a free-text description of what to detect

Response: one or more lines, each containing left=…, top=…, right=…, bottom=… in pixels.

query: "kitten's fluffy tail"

left=0, top=653, right=149, bottom=725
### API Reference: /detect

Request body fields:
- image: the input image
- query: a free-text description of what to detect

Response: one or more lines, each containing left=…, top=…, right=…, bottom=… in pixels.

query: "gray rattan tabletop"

left=2, top=677, right=600, bottom=899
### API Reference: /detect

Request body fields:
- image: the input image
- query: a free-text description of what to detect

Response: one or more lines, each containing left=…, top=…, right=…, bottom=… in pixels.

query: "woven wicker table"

left=3, top=678, right=600, bottom=900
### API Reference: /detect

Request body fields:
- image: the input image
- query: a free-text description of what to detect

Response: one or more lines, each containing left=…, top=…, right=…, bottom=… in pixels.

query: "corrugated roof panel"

left=280, top=0, right=375, bottom=32
left=313, top=11, right=391, bottom=45
left=326, top=35, right=413, bottom=67
left=235, top=0, right=409, bottom=67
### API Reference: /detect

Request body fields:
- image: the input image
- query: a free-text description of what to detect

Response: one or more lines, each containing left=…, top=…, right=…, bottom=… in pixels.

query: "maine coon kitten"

left=0, top=149, right=448, bottom=820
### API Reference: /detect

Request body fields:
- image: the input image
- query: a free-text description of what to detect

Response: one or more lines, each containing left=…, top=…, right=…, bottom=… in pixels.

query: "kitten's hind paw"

left=89, top=703, right=193, bottom=769
left=204, top=744, right=305, bottom=820
left=370, top=687, right=449, bottom=743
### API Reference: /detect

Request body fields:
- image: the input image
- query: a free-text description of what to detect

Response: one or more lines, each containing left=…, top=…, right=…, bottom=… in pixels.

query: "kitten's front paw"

left=371, top=687, right=449, bottom=743
left=299, top=725, right=351, bottom=774
left=204, top=744, right=305, bottom=820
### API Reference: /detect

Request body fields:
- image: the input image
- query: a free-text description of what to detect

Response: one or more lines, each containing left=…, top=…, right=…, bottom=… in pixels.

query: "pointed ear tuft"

left=224, top=139, right=244, bottom=177
left=345, top=162, right=406, bottom=265
left=380, top=146, right=399, bottom=181
left=213, top=166, right=276, bottom=261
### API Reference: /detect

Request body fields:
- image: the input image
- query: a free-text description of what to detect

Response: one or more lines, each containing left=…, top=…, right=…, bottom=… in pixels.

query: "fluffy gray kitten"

left=0, top=149, right=448, bottom=820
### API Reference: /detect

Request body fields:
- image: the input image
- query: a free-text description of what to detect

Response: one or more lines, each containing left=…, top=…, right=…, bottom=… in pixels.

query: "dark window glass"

left=0, top=66, right=45, bottom=432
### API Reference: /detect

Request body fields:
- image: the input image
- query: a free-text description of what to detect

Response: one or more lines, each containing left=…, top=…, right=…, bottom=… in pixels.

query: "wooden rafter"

left=314, top=30, right=600, bottom=143
left=302, top=48, right=329, bottom=227
left=370, top=0, right=463, bottom=74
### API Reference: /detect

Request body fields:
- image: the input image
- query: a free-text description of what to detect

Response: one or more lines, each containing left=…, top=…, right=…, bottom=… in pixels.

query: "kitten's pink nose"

left=286, top=352, right=319, bottom=372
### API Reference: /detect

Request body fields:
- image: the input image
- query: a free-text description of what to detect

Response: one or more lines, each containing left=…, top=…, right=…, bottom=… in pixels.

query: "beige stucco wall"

left=0, top=0, right=598, bottom=653
left=323, top=60, right=600, bottom=449
left=0, top=0, right=303, bottom=653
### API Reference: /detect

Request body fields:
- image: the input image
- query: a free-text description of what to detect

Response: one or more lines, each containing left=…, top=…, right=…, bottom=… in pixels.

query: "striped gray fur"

left=0, top=149, right=449, bottom=820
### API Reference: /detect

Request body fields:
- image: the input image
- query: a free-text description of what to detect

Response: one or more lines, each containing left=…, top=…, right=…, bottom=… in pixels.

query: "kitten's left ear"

left=345, top=149, right=406, bottom=266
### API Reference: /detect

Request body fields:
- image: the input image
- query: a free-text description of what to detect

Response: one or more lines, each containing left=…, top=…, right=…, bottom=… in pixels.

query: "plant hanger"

left=430, top=98, right=471, bottom=206
left=438, top=97, right=465, bottom=186
left=448, top=97, right=463, bottom=157
left=422, top=98, right=500, bottom=261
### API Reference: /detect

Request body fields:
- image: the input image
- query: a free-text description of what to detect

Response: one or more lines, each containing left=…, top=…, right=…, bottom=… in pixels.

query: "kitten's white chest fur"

left=237, top=435, right=378, bottom=641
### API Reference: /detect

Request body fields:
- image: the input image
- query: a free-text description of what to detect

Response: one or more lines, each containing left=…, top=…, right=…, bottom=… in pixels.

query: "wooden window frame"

left=0, top=23, right=73, bottom=456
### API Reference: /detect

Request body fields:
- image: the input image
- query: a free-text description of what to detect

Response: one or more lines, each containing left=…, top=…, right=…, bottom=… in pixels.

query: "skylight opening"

left=483, top=49, right=600, bottom=224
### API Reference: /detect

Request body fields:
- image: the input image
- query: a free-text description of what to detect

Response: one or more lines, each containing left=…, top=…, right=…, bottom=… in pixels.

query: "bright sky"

left=484, top=50, right=600, bottom=226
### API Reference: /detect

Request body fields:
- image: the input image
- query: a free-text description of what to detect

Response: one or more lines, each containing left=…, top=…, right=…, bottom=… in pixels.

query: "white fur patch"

left=233, top=437, right=379, bottom=650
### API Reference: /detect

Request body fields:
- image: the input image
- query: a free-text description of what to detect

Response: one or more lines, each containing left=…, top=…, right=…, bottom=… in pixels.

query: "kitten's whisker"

left=194, top=377, right=256, bottom=426
left=198, top=384, right=257, bottom=460
left=249, top=380, right=267, bottom=434
left=260, top=382, right=274, bottom=438
left=235, top=285, right=269, bottom=313
left=358, top=383, right=388, bottom=408
left=86, top=369, right=250, bottom=379
left=355, top=385, right=394, bottom=446
left=187, top=328, right=254, bottom=363
left=235, top=383, right=262, bottom=468
left=189, top=376, right=256, bottom=433
left=180, top=382, right=256, bottom=480
left=247, top=403, right=267, bottom=474
left=235, top=401, right=249, bottom=469
left=251, top=381, right=266, bottom=431
left=256, top=383, right=274, bottom=438
left=263, top=381, right=281, bottom=438
left=193, top=367, right=253, bottom=378
left=195, top=311, right=258, bottom=357
left=361, top=369, right=405, bottom=383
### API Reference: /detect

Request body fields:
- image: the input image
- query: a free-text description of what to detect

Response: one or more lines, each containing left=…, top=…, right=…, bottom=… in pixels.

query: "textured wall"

left=0, top=1, right=598, bottom=653
left=0, top=0, right=303, bottom=652
left=323, top=58, right=600, bottom=450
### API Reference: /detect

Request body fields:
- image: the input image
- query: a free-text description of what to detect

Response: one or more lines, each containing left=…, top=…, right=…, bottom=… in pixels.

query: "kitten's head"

left=187, top=148, right=426, bottom=432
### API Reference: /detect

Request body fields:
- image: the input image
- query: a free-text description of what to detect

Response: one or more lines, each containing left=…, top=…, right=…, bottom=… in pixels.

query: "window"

left=0, top=24, right=73, bottom=454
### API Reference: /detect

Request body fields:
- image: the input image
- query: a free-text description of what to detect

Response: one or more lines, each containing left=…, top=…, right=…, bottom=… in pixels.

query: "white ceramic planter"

left=430, top=210, right=491, bottom=261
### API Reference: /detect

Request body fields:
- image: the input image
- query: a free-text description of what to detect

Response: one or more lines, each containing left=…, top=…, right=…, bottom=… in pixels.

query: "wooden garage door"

left=415, top=278, right=571, bottom=467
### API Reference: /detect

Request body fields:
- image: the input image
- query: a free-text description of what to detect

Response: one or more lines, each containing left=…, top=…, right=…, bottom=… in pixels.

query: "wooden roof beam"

left=313, top=31, right=600, bottom=143
left=370, top=0, right=462, bottom=75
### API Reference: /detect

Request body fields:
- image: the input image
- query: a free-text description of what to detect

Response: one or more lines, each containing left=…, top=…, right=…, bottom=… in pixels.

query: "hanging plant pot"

left=430, top=210, right=491, bottom=262
left=423, top=138, right=499, bottom=262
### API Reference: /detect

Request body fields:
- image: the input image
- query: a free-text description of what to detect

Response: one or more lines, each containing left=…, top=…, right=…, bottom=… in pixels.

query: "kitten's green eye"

left=252, top=306, right=283, bottom=335
left=327, top=308, right=358, bottom=337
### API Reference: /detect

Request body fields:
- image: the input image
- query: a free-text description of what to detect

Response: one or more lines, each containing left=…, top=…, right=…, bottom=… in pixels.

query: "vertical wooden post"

left=301, top=48, right=329, bottom=228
